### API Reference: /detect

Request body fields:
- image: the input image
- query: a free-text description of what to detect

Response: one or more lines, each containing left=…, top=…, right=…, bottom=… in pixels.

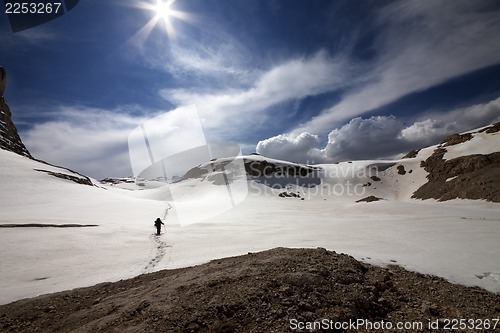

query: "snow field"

left=0, top=127, right=499, bottom=304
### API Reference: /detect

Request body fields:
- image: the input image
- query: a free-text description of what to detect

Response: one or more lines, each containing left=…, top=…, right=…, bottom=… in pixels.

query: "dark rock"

left=402, top=149, right=420, bottom=159
left=278, top=191, right=300, bottom=198
left=441, top=133, right=473, bottom=147
left=485, top=122, right=500, bottom=134
left=34, top=169, right=93, bottom=186
left=0, top=67, right=32, bottom=158
left=356, top=196, right=383, bottom=203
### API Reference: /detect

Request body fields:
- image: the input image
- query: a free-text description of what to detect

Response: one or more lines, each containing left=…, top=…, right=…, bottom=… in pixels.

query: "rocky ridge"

left=0, top=67, right=32, bottom=158
left=0, top=248, right=498, bottom=333
left=411, top=122, right=500, bottom=202
left=0, top=67, right=94, bottom=186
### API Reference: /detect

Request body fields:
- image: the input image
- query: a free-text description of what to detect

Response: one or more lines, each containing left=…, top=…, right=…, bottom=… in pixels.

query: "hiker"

left=154, top=217, right=164, bottom=236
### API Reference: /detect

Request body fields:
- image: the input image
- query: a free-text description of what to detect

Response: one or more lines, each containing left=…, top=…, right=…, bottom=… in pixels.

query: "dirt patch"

left=356, top=196, right=384, bottom=203
left=1, top=248, right=498, bottom=333
left=396, top=165, right=406, bottom=175
left=412, top=148, right=500, bottom=202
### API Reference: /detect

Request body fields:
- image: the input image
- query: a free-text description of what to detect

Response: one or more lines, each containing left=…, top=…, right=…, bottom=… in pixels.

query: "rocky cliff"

left=0, top=67, right=32, bottom=158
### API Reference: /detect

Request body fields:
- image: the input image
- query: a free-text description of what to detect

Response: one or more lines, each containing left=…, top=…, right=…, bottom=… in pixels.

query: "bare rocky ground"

left=1, top=247, right=499, bottom=333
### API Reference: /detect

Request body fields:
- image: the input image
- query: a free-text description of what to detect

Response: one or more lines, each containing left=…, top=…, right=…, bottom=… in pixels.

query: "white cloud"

left=166, top=36, right=254, bottom=83
left=257, top=97, right=500, bottom=163
left=293, top=0, right=500, bottom=135
left=19, top=1, right=500, bottom=177
left=398, top=119, right=449, bottom=146
left=155, top=0, right=500, bottom=146
left=322, top=116, right=405, bottom=161
left=400, top=96, right=500, bottom=146
left=255, top=116, right=406, bottom=163
left=124, top=12, right=257, bottom=88
left=19, top=97, right=500, bottom=180
left=22, top=105, right=156, bottom=179
left=160, top=51, right=349, bottom=141
left=256, top=132, right=322, bottom=164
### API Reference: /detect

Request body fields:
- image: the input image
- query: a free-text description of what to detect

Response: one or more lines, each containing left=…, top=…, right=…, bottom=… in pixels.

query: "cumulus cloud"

left=322, top=116, right=405, bottom=161
left=256, top=132, right=322, bottom=164
left=398, top=119, right=449, bottom=147
left=400, top=96, right=500, bottom=146
left=255, top=116, right=408, bottom=163
left=257, top=97, right=500, bottom=163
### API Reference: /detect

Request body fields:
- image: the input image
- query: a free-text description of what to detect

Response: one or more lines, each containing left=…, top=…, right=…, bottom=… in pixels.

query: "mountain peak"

left=0, top=67, right=32, bottom=158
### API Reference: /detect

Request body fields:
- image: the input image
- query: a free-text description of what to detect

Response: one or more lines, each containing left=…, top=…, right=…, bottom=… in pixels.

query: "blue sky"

left=1, top=0, right=500, bottom=179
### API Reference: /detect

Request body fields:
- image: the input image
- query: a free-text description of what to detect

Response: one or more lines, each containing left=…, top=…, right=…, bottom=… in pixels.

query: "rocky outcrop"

left=441, top=133, right=473, bottom=147
left=412, top=147, right=500, bottom=202
left=402, top=149, right=420, bottom=159
left=1, top=247, right=498, bottom=333
left=34, top=168, right=94, bottom=186
left=477, top=121, right=500, bottom=134
left=0, top=67, right=32, bottom=158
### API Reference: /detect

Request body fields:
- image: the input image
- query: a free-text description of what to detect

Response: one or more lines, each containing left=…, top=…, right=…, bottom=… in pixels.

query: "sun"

left=128, top=0, right=191, bottom=43
left=153, top=0, right=174, bottom=23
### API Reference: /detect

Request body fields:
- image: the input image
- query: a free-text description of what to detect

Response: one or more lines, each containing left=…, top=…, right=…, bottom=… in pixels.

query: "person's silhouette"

left=154, top=218, right=164, bottom=236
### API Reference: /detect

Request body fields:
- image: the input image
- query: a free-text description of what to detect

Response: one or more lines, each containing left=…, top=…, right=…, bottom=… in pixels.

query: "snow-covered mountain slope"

left=0, top=149, right=168, bottom=304
left=0, top=123, right=499, bottom=305
left=164, top=121, right=499, bottom=205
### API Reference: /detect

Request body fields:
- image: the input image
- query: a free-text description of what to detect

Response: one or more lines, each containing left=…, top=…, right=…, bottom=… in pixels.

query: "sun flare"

left=153, top=0, right=174, bottom=22
left=130, top=0, right=192, bottom=43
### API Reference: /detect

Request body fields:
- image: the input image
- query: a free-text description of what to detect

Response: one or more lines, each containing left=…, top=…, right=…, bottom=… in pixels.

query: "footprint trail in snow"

left=144, top=234, right=170, bottom=273
left=144, top=204, right=172, bottom=273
